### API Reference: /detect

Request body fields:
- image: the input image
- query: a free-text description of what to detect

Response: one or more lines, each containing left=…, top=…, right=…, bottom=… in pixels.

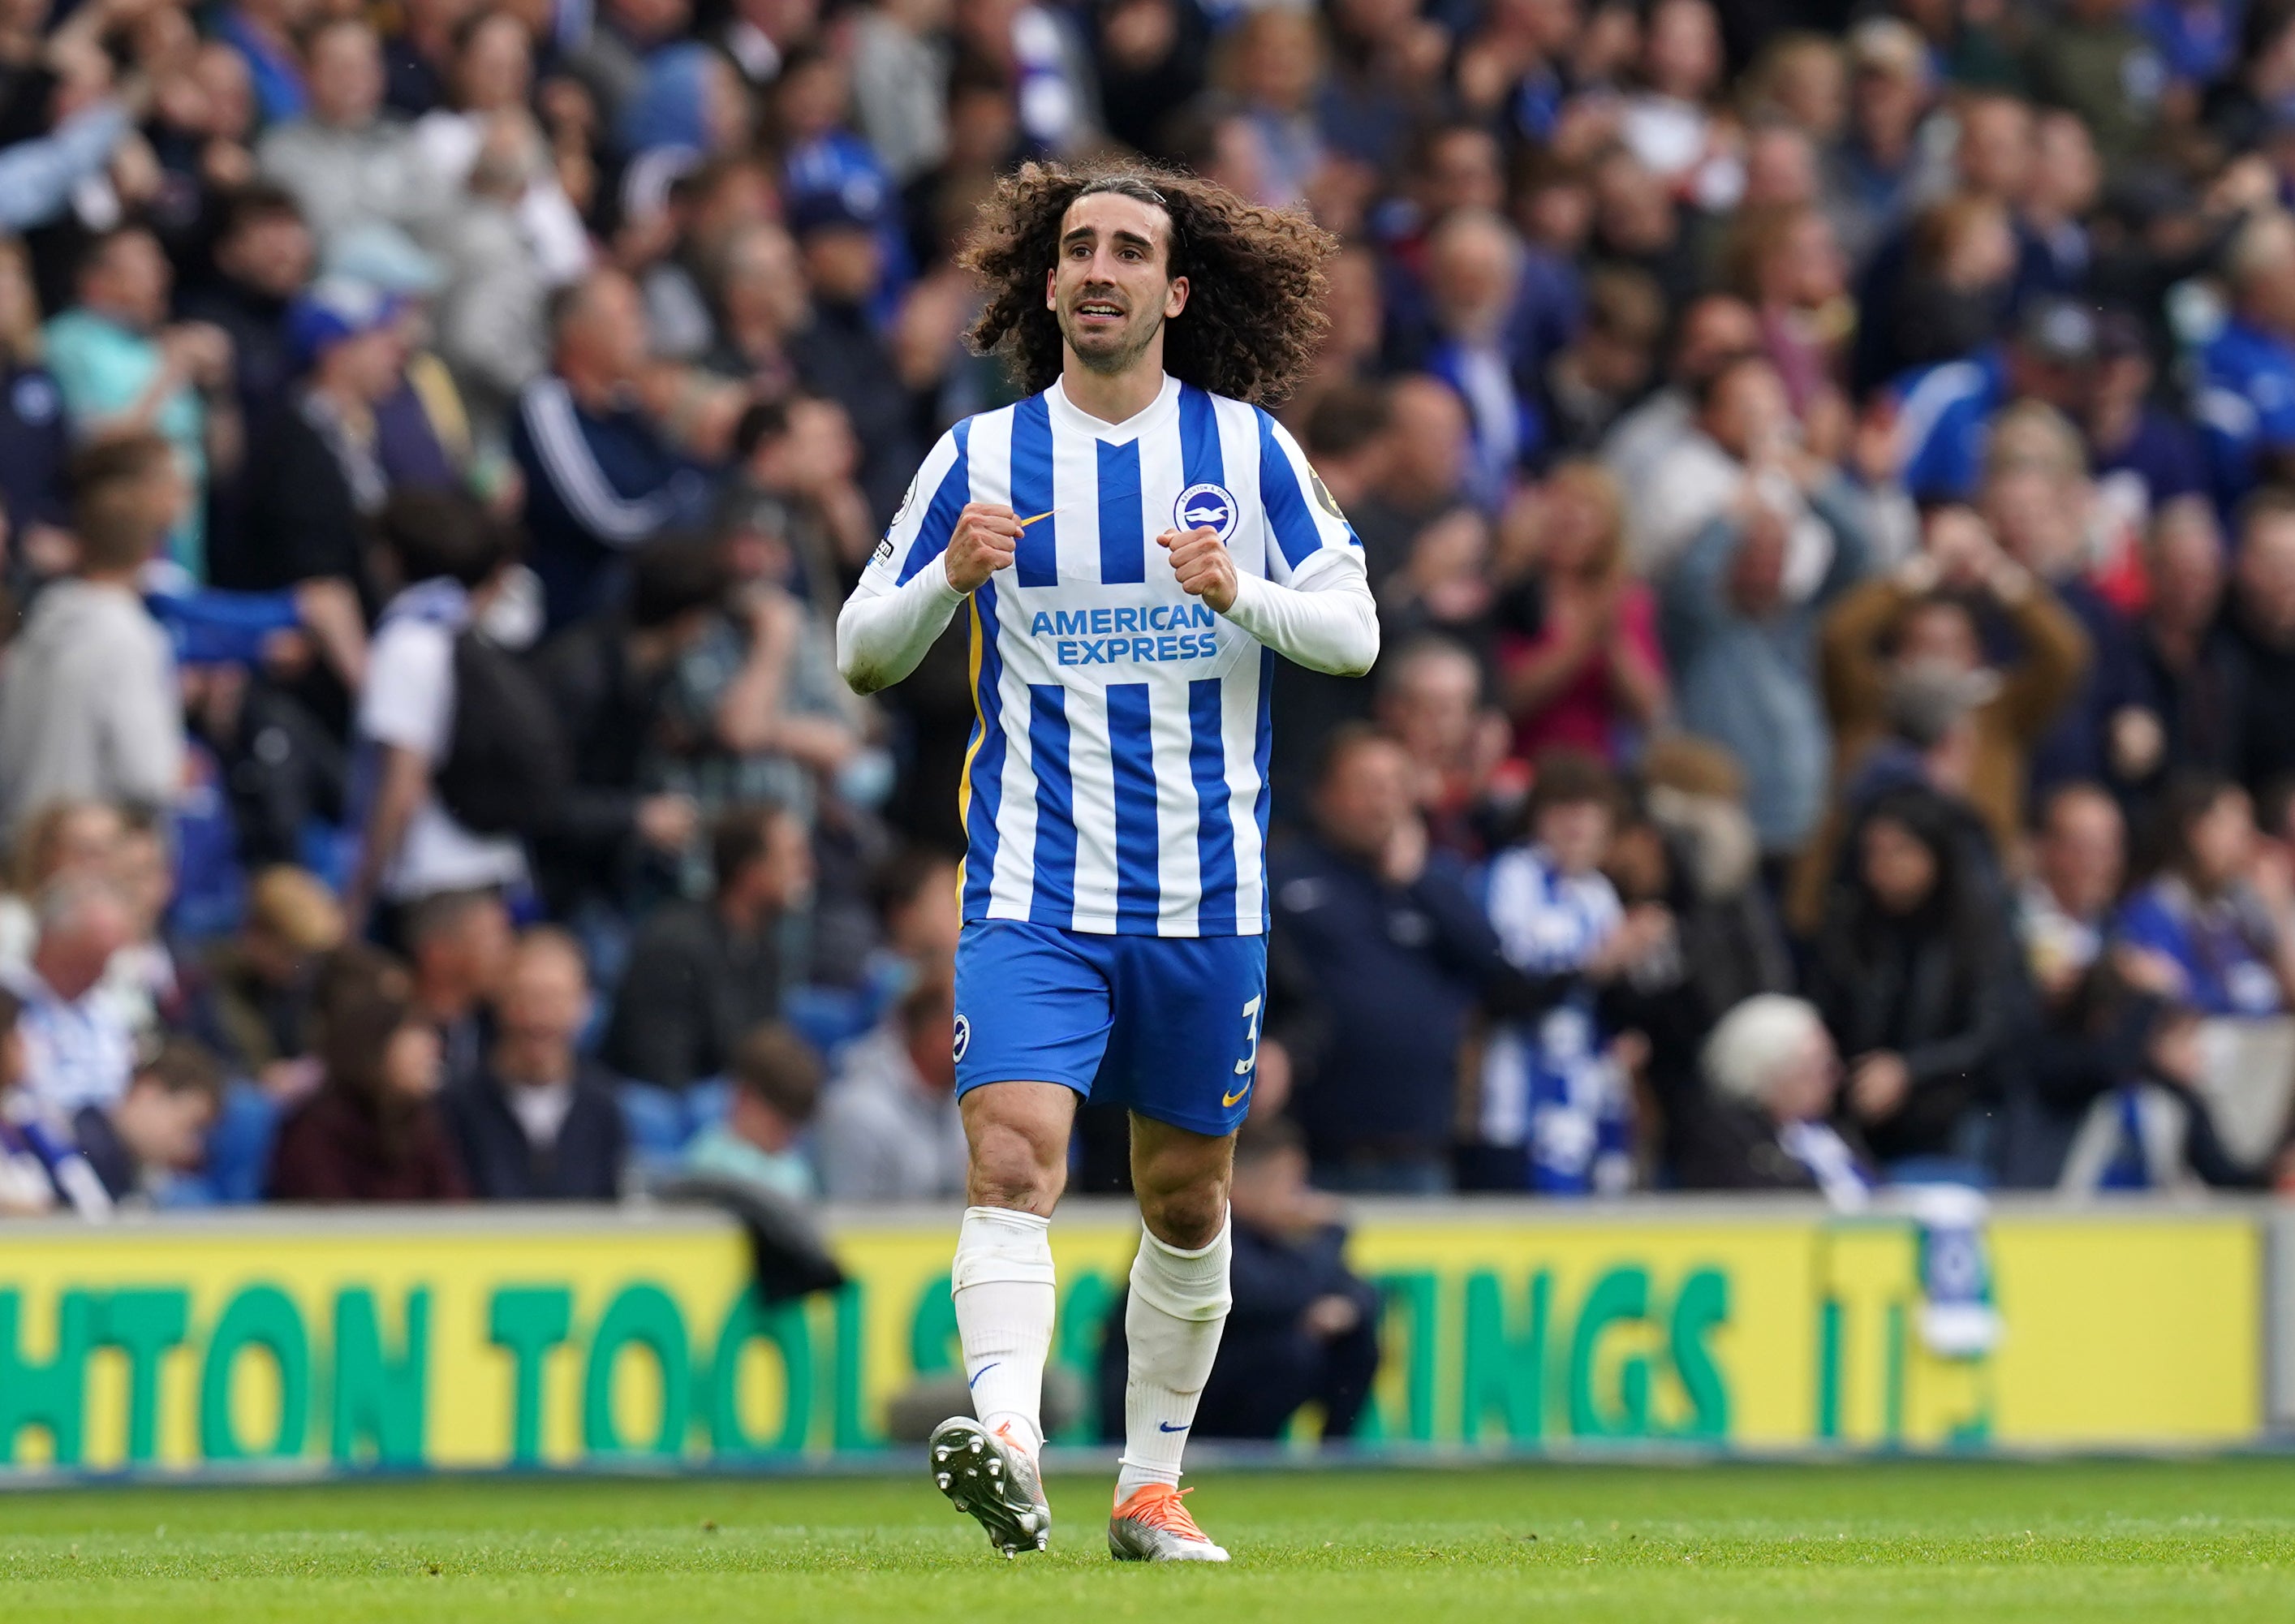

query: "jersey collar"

left=1045, top=371, right=1181, bottom=442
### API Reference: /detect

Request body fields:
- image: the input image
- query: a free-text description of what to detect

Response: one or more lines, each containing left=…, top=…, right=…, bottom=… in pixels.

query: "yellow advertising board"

left=0, top=1201, right=2260, bottom=1476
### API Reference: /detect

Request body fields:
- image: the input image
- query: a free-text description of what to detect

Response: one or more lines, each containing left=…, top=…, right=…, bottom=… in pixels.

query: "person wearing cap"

left=239, top=274, right=407, bottom=603
left=2197, top=210, right=2295, bottom=515
left=786, top=175, right=925, bottom=529
left=1888, top=294, right=2108, bottom=506
left=325, top=221, right=474, bottom=500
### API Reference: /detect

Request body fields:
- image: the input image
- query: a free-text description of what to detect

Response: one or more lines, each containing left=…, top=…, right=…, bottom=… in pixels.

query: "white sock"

left=951, top=1204, right=1056, bottom=1457
left=1117, top=1217, right=1233, bottom=1498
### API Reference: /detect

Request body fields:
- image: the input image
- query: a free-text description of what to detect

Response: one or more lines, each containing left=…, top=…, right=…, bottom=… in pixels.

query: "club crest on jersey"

left=1174, top=482, right=1239, bottom=543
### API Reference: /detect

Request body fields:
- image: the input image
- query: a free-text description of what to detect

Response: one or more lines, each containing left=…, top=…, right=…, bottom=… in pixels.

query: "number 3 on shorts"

left=1236, top=996, right=1261, bottom=1077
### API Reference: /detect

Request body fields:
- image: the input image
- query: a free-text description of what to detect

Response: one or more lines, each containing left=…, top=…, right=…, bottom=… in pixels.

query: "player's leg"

left=932, top=922, right=1110, bottom=1555
left=1101, top=933, right=1264, bottom=1563
left=954, top=1078, right=1074, bottom=1455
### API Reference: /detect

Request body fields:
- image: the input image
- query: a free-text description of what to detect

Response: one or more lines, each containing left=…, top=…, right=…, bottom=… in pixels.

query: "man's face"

left=2149, top=506, right=2224, bottom=633
left=1046, top=191, right=1187, bottom=377
left=1316, top=740, right=1411, bottom=861
left=308, top=25, right=384, bottom=128
left=755, top=818, right=816, bottom=911
left=2039, top=793, right=2125, bottom=920
left=801, top=224, right=883, bottom=308
left=89, top=233, right=170, bottom=329
left=1384, top=654, right=1477, bottom=760
left=1702, top=360, right=1789, bottom=461
left=497, top=949, right=589, bottom=1055
left=221, top=213, right=313, bottom=300
left=1897, top=601, right=1982, bottom=672
left=114, top=1082, right=217, bottom=1172
left=326, top=325, right=406, bottom=405
left=569, top=274, right=648, bottom=381
left=2239, top=515, right=2295, bottom=636
left=1535, top=799, right=1611, bottom=876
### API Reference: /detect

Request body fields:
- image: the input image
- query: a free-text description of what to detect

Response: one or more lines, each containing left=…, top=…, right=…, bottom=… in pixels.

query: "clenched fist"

left=942, top=502, right=1022, bottom=593
left=1158, top=524, right=1238, bottom=613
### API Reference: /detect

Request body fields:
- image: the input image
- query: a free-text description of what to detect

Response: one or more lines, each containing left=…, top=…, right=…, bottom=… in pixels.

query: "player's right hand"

left=943, top=502, right=1022, bottom=593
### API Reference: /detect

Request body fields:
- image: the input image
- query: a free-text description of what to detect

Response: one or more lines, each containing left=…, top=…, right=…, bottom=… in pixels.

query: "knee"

left=1136, top=1172, right=1229, bottom=1251
left=968, top=1118, right=1065, bottom=1214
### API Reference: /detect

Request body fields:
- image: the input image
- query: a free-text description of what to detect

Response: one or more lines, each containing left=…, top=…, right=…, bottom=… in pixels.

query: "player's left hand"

left=1159, top=525, right=1238, bottom=614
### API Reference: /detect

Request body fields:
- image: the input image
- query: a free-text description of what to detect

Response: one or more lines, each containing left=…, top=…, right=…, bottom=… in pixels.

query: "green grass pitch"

left=5, top=1457, right=2294, bottom=1622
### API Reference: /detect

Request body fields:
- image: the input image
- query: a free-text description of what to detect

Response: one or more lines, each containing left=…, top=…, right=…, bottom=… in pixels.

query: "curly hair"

left=958, top=157, right=1337, bottom=407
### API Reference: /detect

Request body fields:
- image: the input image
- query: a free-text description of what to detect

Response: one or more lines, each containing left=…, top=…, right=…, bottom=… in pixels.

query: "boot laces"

left=1122, top=1484, right=1207, bottom=1541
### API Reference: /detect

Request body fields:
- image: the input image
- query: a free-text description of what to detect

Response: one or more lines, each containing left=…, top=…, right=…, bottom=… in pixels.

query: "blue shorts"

left=952, top=920, right=1268, bottom=1138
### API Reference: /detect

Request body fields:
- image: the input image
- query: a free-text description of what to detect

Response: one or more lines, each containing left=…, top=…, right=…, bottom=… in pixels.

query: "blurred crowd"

left=9, top=0, right=2295, bottom=1224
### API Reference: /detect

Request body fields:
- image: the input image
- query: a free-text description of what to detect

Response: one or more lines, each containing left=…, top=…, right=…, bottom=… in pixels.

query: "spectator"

left=1375, top=634, right=1515, bottom=862
left=2022, top=783, right=2130, bottom=1007
left=2198, top=210, right=2295, bottom=514
left=0, top=235, right=70, bottom=571
left=67, top=1033, right=226, bottom=1204
left=2, top=876, right=140, bottom=1115
left=2225, top=488, right=2295, bottom=793
left=850, top=0, right=954, bottom=187
left=1493, top=460, right=1669, bottom=764
left=787, top=183, right=924, bottom=528
left=232, top=277, right=407, bottom=600
left=1467, top=749, right=1673, bottom=1193
left=42, top=226, right=236, bottom=579
left=1536, top=263, right=1664, bottom=458
left=1632, top=351, right=1840, bottom=597
left=345, top=489, right=527, bottom=931
left=256, top=19, right=444, bottom=250
left=1600, top=291, right=1759, bottom=506
left=1096, top=1117, right=1380, bottom=1445
left=511, top=269, right=710, bottom=631
left=1678, top=993, right=1873, bottom=1200
left=216, top=0, right=313, bottom=126
left=529, top=536, right=719, bottom=920
left=1815, top=505, right=2090, bottom=875
left=1267, top=724, right=1575, bottom=1193
left=0, top=799, right=126, bottom=970
left=648, top=534, right=864, bottom=834
left=815, top=967, right=966, bottom=1201
left=2114, top=773, right=2295, bottom=1015
left=2139, top=497, right=2244, bottom=782
left=403, top=887, right=515, bottom=1086
left=1806, top=785, right=2031, bottom=1173
left=681, top=1019, right=823, bottom=1199
left=175, top=184, right=313, bottom=449
left=267, top=945, right=467, bottom=1201
left=2024, top=0, right=2168, bottom=164
left=198, top=864, right=342, bottom=1084
left=1661, top=434, right=1878, bottom=863
left=1978, top=406, right=2165, bottom=803
left=603, top=805, right=813, bottom=1089
left=2056, top=1000, right=2271, bottom=1190
left=409, top=11, right=590, bottom=291
left=441, top=928, right=626, bottom=1200
left=0, top=436, right=186, bottom=839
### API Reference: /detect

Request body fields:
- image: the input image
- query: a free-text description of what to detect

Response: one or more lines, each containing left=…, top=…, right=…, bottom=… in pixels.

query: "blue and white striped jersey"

left=866, top=373, right=1363, bottom=937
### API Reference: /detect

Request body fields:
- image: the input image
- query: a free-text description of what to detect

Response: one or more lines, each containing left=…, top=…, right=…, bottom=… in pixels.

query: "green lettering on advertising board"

left=200, top=1285, right=310, bottom=1461
left=331, top=1289, right=428, bottom=1466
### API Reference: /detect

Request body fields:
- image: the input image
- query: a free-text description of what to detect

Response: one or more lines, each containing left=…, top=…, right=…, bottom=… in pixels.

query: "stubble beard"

left=1061, top=300, right=1165, bottom=377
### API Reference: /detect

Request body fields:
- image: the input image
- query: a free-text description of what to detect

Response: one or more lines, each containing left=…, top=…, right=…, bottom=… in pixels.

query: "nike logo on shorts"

left=1221, top=1086, right=1249, bottom=1108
